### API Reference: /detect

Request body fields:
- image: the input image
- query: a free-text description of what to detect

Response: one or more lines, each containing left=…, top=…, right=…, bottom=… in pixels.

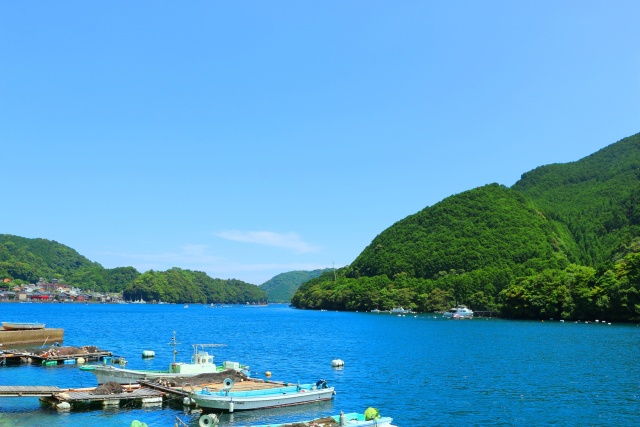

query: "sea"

left=0, top=303, right=638, bottom=427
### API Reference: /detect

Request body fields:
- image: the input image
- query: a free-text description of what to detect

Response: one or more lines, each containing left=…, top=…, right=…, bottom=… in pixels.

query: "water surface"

left=0, top=303, right=638, bottom=427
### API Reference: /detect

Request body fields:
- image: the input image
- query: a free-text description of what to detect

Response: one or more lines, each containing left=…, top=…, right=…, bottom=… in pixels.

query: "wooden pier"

left=0, top=385, right=61, bottom=397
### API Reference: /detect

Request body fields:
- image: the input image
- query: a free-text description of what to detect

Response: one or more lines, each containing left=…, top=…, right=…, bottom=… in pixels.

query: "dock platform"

left=0, top=385, right=62, bottom=397
left=0, top=328, right=64, bottom=346
left=0, top=348, right=113, bottom=366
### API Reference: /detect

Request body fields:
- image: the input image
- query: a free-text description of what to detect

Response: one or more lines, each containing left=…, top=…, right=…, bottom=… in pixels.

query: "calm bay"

left=0, top=303, right=638, bottom=427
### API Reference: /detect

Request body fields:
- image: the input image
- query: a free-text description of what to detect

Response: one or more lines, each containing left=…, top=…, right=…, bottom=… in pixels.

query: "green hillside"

left=0, top=234, right=139, bottom=292
left=0, top=234, right=267, bottom=304
left=261, top=269, right=332, bottom=303
left=512, top=132, right=640, bottom=265
left=123, top=268, right=267, bottom=304
left=292, top=133, right=640, bottom=321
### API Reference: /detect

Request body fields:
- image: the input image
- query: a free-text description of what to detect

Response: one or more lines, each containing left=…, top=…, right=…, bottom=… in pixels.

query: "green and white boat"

left=84, top=333, right=249, bottom=385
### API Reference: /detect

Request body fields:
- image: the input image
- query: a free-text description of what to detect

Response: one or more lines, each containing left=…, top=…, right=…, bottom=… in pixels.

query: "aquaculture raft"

left=39, top=385, right=165, bottom=408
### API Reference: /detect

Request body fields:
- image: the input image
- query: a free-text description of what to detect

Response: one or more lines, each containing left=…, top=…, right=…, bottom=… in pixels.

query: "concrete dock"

left=0, top=328, right=64, bottom=346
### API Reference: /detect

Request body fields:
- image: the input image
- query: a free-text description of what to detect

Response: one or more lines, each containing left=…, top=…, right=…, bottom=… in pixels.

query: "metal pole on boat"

left=169, top=332, right=180, bottom=365
left=339, top=411, right=345, bottom=426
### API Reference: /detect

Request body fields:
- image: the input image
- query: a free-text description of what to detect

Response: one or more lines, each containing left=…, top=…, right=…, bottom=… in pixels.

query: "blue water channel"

left=0, top=303, right=638, bottom=427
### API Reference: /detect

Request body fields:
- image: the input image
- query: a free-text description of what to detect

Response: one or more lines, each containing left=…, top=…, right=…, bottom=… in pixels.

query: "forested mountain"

left=260, top=269, right=332, bottom=302
left=0, top=234, right=139, bottom=292
left=512, top=133, right=640, bottom=265
left=0, top=235, right=267, bottom=304
left=292, top=133, right=640, bottom=321
left=123, top=268, right=267, bottom=304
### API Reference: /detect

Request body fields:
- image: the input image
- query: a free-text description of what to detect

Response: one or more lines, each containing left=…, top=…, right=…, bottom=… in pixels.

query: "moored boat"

left=226, top=408, right=396, bottom=427
left=443, top=305, right=474, bottom=319
left=85, top=333, right=249, bottom=384
left=190, top=378, right=335, bottom=412
left=2, top=322, right=46, bottom=330
left=390, top=307, right=412, bottom=314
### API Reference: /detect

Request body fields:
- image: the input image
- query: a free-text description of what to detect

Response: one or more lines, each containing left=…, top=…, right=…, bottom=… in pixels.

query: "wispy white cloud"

left=97, top=245, right=331, bottom=284
left=214, top=230, right=320, bottom=254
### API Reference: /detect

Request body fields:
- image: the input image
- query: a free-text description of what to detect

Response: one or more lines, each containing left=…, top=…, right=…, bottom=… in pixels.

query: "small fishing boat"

left=2, top=322, right=46, bottom=330
left=225, top=408, right=396, bottom=427
left=85, top=333, right=248, bottom=384
left=443, top=305, right=474, bottom=319
left=390, top=307, right=412, bottom=314
left=190, top=378, right=335, bottom=412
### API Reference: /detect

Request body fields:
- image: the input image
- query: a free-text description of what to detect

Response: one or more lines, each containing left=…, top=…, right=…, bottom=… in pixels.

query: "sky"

left=1, top=1, right=639, bottom=285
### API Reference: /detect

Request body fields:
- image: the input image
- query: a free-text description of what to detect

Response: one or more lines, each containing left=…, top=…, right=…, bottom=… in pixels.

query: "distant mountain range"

left=292, top=132, right=640, bottom=321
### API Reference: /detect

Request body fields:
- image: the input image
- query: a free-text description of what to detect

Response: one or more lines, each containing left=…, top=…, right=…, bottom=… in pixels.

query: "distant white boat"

left=390, top=307, right=413, bottom=314
left=443, top=305, right=474, bottom=319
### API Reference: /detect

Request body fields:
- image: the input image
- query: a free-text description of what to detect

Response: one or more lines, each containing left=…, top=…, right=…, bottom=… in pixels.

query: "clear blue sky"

left=2, top=1, right=639, bottom=285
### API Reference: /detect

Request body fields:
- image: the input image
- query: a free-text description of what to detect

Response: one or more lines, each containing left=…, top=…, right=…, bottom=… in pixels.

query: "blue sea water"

left=0, top=303, right=638, bottom=427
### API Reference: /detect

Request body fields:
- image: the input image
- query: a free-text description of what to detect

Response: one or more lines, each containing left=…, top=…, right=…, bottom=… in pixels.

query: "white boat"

left=2, top=322, right=46, bottom=330
left=443, top=305, right=474, bottom=319
left=86, top=333, right=249, bottom=384
left=390, top=307, right=412, bottom=314
left=225, top=409, right=396, bottom=427
left=190, top=379, right=335, bottom=412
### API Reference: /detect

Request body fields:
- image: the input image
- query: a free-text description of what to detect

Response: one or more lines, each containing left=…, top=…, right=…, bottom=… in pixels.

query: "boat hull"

left=2, top=322, right=46, bottom=330
left=251, top=414, right=396, bottom=427
left=191, top=387, right=335, bottom=412
left=91, top=365, right=221, bottom=385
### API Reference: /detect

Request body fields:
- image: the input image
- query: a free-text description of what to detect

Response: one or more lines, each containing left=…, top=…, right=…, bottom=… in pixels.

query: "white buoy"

left=229, top=401, right=235, bottom=413
left=331, top=359, right=345, bottom=368
left=199, top=413, right=219, bottom=427
left=142, top=350, right=155, bottom=358
left=77, top=357, right=86, bottom=364
left=56, top=402, right=71, bottom=411
left=265, top=371, right=272, bottom=377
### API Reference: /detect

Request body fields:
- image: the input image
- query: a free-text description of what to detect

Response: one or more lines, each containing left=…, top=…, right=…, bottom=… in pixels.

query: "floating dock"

left=0, top=328, right=64, bottom=346
left=0, top=384, right=164, bottom=409
left=0, top=348, right=113, bottom=366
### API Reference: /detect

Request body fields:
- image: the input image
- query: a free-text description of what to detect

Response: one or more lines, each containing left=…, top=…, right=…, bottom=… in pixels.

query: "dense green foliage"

left=0, top=234, right=139, bottom=291
left=123, top=268, right=267, bottom=304
left=260, top=269, right=332, bottom=302
left=292, top=133, right=640, bottom=321
left=513, top=132, right=640, bottom=265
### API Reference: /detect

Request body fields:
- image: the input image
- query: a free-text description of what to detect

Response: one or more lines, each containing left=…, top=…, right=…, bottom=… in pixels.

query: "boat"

left=216, top=408, right=396, bottom=427
left=443, top=305, right=474, bottom=319
left=85, top=333, right=249, bottom=384
left=390, top=307, right=412, bottom=314
left=189, top=378, right=335, bottom=412
left=2, top=322, right=46, bottom=330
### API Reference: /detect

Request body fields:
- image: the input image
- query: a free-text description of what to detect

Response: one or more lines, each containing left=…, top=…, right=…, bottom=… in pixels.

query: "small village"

left=0, top=278, right=123, bottom=303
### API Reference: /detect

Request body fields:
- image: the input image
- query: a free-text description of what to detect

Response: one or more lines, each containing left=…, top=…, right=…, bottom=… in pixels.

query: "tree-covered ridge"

left=260, top=269, right=332, bottom=302
left=513, top=132, right=640, bottom=266
left=0, top=234, right=139, bottom=291
left=123, top=268, right=267, bottom=304
left=347, top=184, right=579, bottom=281
left=292, top=132, right=640, bottom=321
